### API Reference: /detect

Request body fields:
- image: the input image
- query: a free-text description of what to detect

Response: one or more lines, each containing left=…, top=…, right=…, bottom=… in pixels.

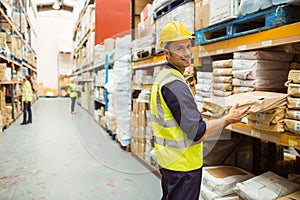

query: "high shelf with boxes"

left=194, top=0, right=300, bottom=178
left=0, top=0, right=37, bottom=132
left=72, top=0, right=132, bottom=145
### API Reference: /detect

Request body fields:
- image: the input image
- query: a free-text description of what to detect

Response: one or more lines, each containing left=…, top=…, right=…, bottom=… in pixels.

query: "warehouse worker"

left=150, top=21, right=250, bottom=200
left=68, top=80, right=78, bottom=114
left=21, top=75, right=34, bottom=125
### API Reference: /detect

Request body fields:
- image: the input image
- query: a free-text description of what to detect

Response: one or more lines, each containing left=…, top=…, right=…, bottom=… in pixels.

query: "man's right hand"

left=224, top=103, right=251, bottom=126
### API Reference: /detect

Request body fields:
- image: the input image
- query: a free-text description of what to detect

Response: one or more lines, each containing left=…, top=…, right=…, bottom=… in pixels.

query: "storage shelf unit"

left=129, top=1, right=300, bottom=174
left=17, top=0, right=37, bottom=37
left=0, top=0, right=37, bottom=131
left=0, top=7, right=37, bottom=60
left=197, top=22, right=300, bottom=57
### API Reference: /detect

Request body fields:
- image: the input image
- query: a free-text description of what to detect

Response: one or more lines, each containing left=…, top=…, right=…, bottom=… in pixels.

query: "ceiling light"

left=52, top=0, right=62, bottom=10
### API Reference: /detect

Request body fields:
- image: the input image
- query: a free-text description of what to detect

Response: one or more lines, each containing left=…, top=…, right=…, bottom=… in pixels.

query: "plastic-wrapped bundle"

left=235, top=171, right=300, bottom=200
left=273, top=0, right=300, bottom=5
left=239, top=0, right=261, bottom=16
left=261, top=0, right=273, bottom=9
left=114, top=34, right=131, bottom=60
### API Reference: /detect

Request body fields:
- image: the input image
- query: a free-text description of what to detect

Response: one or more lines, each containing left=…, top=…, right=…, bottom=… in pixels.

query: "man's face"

left=165, top=39, right=193, bottom=70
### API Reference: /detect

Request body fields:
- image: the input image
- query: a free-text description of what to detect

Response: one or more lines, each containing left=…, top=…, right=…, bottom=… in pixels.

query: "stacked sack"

left=212, top=59, right=233, bottom=97
left=232, top=50, right=294, bottom=93
left=195, top=71, right=213, bottom=103
left=285, top=69, right=300, bottom=135
left=235, top=171, right=300, bottom=200
left=200, top=166, right=254, bottom=199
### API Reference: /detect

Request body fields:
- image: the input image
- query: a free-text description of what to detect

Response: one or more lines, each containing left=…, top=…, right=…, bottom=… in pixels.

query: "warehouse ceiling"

left=35, top=0, right=77, bottom=12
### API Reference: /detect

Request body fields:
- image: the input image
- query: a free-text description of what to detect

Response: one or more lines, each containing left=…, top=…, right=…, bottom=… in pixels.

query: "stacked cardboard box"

left=0, top=86, right=6, bottom=127
left=130, top=99, right=149, bottom=158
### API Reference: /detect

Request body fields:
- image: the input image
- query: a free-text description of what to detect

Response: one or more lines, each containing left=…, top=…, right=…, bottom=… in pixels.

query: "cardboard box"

left=209, top=0, right=239, bottom=26
left=138, top=110, right=147, bottom=126
left=195, top=0, right=210, bottom=30
left=0, top=32, right=6, bottom=49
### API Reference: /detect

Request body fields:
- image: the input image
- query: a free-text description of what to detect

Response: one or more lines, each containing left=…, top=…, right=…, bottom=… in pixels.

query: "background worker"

left=68, top=80, right=78, bottom=114
left=150, top=21, right=250, bottom=200
left=21, top=75, right=34, bottom=125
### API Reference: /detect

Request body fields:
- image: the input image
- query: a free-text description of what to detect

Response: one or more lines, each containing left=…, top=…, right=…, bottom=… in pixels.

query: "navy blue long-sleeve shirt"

left=161, top=64, right=206, bottom=141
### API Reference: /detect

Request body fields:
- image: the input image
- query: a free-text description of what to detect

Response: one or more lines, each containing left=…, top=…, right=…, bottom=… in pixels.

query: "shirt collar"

left=165, top=63, right=180, bottom=73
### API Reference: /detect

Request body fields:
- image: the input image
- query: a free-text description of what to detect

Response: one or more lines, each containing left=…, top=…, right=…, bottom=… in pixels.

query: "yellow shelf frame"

left=131, top=55, right=166, bottom=69
left=203, top=115, right=300, bottom=149
left=197, top=22, right=300, bottom=57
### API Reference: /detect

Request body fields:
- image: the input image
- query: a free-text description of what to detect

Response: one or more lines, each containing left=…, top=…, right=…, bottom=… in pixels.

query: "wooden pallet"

left=195, top=5, right=300, bottom=45
left=153, top=0, right=192, bottom=20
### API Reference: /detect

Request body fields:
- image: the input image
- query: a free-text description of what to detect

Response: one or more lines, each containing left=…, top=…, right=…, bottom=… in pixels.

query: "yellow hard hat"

left=159, top=21, right=194, bottom=49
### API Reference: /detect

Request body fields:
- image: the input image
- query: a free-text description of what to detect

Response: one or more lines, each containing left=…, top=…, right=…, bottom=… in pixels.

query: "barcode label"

left=295, top=122, right=300, bottom=131
left=251, top=130, right=261, bottom=137
left=255, top=121, right=263, bottom=127
left=256, top=113, right=265, bottom=120
left=240, top=87, right=249, bottom=92
left=294, top=111, right=300, bottom=119
left=238, top=45, right=246, bottom=51
left=296, top=99, right=300, bottom=108
left=288, top=139, right=298, bottom=147
left=216, top=49, right=224, bottom=54
left=262, top=40, right=272, bottom=47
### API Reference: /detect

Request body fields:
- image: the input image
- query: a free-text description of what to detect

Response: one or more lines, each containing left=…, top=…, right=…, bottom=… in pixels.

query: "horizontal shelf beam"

left=131, top=55, right=166, bottom=69
left=203, top=115, right=300, bottom=150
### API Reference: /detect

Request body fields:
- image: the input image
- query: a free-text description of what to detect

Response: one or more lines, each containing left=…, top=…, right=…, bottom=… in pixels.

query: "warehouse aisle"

left=0, top=98, right=161, bottom=200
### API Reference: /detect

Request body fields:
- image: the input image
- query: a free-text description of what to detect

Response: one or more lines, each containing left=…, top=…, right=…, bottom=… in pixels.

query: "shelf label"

left=226, top=124, right=232, bottom=129
left=201, top=52, right=209, bottom=57
left=251, top=130, right=261, bottom=137
left=262, top=40, right=272, bottom=47
left=288, top=139, right=298, bottom=147
left=216, top=49, right=224, bottom=54
left=238, top=45, right=246, bottom=51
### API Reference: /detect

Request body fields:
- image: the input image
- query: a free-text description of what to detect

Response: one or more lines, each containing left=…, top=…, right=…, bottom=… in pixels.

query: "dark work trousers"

left=71, top=97, right=76, bottom=112
left=22, top=101, right=32, bottom=123
left=159, top=167, right=203, bottom=200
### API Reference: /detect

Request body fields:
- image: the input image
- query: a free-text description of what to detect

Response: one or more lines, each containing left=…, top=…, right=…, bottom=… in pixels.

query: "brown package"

left=287, top=83, right=300, bottom=97
left=213, top=68, right=232, bottom=76
left=213, top=76, right=233, bottom=83
left=248, top=119, right=285, bottom=132
left=247, top=106, right=286, bottom=124
left=212, top=59, right=233, bottom=68
left=233, top=87, right=255, bottom=94
left=287, top=97, right=300, bottom=110
left=284, top=118, right=300, bottom=135
left=288, top=70, right=300, bottom=84
left=286, top=109, right=300, bottom=120
left=213, top=83, right=233, bottom=91
left=203, top=91, right=287, bottom=116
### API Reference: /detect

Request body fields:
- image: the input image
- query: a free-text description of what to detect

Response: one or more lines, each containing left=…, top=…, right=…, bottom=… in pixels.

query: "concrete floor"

left=0, top=98, right=162, bottom=200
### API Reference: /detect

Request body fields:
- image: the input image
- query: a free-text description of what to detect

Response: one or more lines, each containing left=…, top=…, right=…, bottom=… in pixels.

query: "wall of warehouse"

left=35, top=10, right=74, bottom=90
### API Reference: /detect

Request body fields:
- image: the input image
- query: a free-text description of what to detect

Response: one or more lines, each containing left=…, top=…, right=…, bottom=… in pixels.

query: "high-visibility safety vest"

left=22, top=80, right=33, bottom=102
left=150, top=67, right=203, bottom=172
left=68, top=83, right=78, bottom=98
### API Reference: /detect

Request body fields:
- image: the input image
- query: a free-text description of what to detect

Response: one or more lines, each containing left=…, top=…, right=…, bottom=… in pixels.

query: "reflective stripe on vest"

left=154, top=136, right=198, bottom=149
left=150, top=67, right=203, bottom=171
